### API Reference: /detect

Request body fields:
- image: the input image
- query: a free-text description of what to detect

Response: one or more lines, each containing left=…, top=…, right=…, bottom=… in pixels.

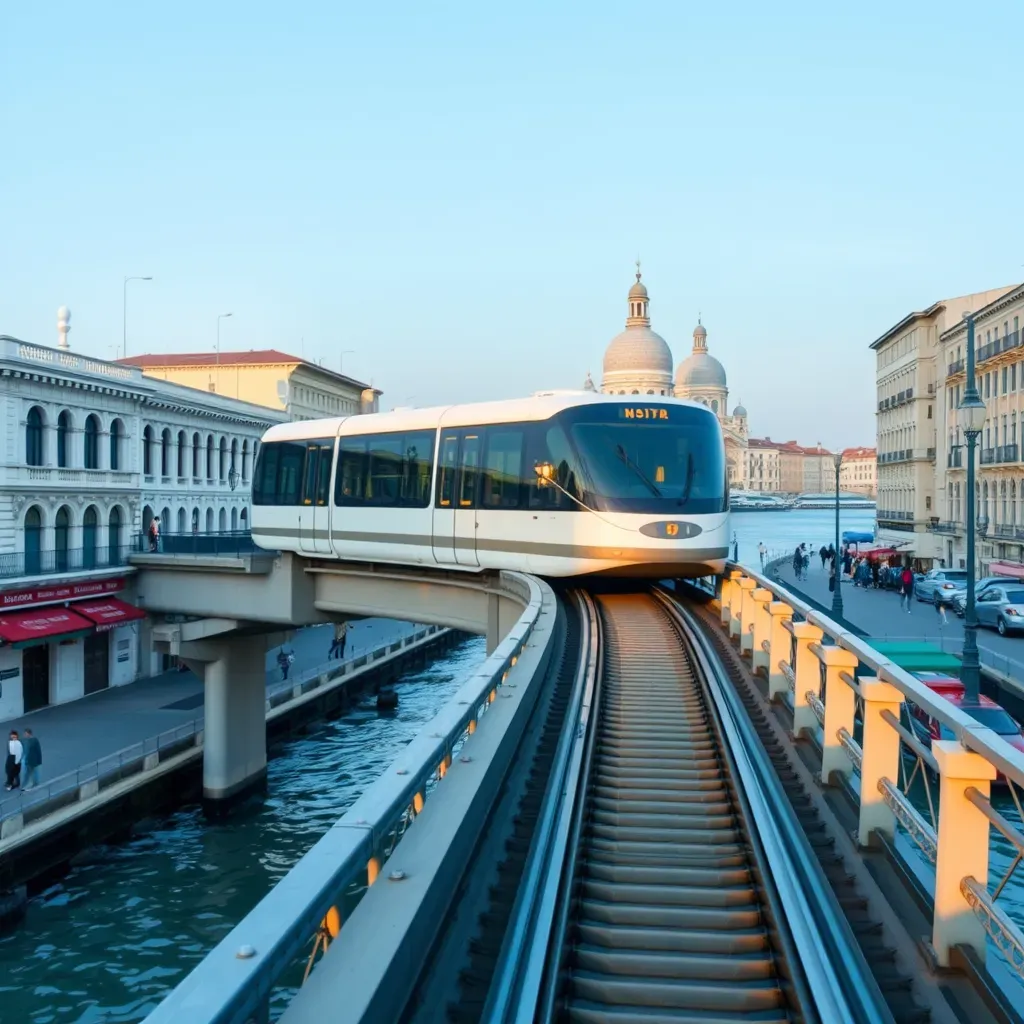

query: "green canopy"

left=869, top=641, right=962, bottom=673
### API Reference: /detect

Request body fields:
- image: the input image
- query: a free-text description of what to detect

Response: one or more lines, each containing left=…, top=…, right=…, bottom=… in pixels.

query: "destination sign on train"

left=619, top=407, right=670, bottom=420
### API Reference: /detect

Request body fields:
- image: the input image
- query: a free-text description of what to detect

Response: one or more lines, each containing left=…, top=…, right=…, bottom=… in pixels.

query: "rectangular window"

left=459, top=434, right=481, bottom=507
left=927, top=404, right=932, bottom=419
left=482, top=429, right=524, bottom=508
left=437, top=435, right=458, bottom=507
left=336, top=430, right=435, bottom=507
left=1003, top=367, right=1009, bottom=394
left=1013, top=363, right=1018, bottom=391
left=985, top=373, right=991, bottom=398
left=253, top=440, right=306, bottom=505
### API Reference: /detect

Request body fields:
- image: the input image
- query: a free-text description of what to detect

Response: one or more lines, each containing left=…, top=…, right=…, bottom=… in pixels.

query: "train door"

left=299, top=441, right=333, bottom=555
left=432, top=431, right=480, bottom=567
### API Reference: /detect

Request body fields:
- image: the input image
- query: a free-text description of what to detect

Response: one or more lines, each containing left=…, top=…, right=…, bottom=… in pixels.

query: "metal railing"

left=0, top=544, right=133, bottom=581
left=144, top=572, right=552, bottom=1024
left=721, top=565, right=1024, bottom=983
left=0, top=625, right=442, bottom=830
left=132, top=530, right=265, bottom=557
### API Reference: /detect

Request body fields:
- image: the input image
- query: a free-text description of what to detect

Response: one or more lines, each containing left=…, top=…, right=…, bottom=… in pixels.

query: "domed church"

left=591, top=266, right=749, bottom=487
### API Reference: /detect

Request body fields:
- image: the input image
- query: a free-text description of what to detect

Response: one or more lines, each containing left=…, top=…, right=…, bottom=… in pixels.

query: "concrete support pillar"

left=932, top=740, right=997, bottom=966
left=738, top=578, right=758, bottom=655
left=790, top=622, right=823, bottom=737
left=181, top=637, right=268, bottom=809
left=818, top=646, right=860, bottom=784
left=857, top=678, right=903, bottom=846
left=750, top=588, right=772, bottom=672
left=728, top=575, right=748, bottom=639
left=487, top=593, right=501, bottom=656
left=766, top=602, right=793, bottom=699
left=720, top=570, right=742, bottom=627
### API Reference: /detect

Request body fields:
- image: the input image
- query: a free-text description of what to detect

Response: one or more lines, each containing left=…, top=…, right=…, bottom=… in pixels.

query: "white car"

left=914, top=569, right=969, bottom=604
left=950, top=577, right=1014, bottom=616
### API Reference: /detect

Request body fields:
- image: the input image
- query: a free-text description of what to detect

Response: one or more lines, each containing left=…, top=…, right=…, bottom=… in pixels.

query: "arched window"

left=192, top=507, right=200, bottom=534
left=711, top=399, right=719, bottom=413
left=177, top=430, right=187, bottom=478
left=25, top=406, right=44, bottom=466
left=24, top=505, right=42, bottom=575
left=84, top=415, right=100, bottom=469
left=177, top=507, right=186, bottom=534
left=241, top=440, right=250, bottom=483
left=161, top=506, right=172, bottom=533
left=240, top=507, right=248, bottom=530
left=55, top=505, right=70, bottom=572
left=83, top=505, right=98, bottom=568
left=207, top=434, right=215, bottom=481
left=230, top=439, right=239, bottom=480
left=219, top=437, right=228, bottom=481
left=161, top=428, right=172, bottom=477
left=230, top=507, right=238, bottom=531
left=1001, top=481, right=1008, bottom=524
left=109, top=506, right=123, bottom=562
left=192, top=432, right=201, bottom=478
left=57, top=410, right=72, bottom=468
left=1012, top=483, right=1018, bottom=526
left=218, top=507, right=227, bottom=533
left=143, top=425, right=154, bottom=475
left=110, top=419, right=123, bottom=471
left=205, top=507, right=214, bottom=532
left=631, top=389, right=639, bottom=395
left=142, top=505, right=154, bottom=537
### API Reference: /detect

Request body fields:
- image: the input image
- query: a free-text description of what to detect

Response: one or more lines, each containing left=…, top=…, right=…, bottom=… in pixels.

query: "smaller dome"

left=734, top=403, right=747, bottom=418
left=676, top=352, right=727, bottom=388
left=57, top=305, right=71, bottom=322
left=628, top=280, right=648, bottom=299
left=693, top=323, right=707, bottom=340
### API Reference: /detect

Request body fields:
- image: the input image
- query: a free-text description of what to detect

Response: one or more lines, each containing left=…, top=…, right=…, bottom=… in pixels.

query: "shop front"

left=0, top=579, right=145, bottom=718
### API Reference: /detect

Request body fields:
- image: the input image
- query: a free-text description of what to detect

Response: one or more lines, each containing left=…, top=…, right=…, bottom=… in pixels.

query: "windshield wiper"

left=615, top=444, right=661, bottom=498
left=679, top=452, right=694, bottom=505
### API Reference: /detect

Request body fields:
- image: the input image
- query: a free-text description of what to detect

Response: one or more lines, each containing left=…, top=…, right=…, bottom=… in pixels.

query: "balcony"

left=876, top=509, right=914, bottom=522
left=948, top=449, right=963, bottom=468
left=8, top=466, right=139, bottom=488
left=948, top=358, right=965, bottom=376
left=132, top=530, right=262, bottom=558
left=0, top=544, right=133, bottom=581
left=995, top=524, right=1017, bottom=538
left=927, top=521, right=958, bottom=534
left=999, top=443, right=1020, bottom=464
left=981, top=448, right=996, bottom=465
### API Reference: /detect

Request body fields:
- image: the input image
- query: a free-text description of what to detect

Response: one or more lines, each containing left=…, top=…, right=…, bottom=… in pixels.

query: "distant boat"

left=730, top=492, right=793, bottom=512
left=791, top=492, right=877, bottom=510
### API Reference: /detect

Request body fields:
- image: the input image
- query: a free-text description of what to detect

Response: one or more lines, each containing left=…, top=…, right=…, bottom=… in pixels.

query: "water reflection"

left=0, top=638, right=485, bottom=1024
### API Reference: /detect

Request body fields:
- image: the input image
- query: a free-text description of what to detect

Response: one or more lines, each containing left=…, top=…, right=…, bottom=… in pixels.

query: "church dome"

left=628, top=279, right=648, bottom=299
left=733, top=402, right=748, bottom=418
left=604, top=325, right=673, bottom=375
left=675, top=319, right=726, bottom=389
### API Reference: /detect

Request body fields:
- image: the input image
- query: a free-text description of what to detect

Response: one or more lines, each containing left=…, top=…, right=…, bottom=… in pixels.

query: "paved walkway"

left=771, top=559, right=1024, bottom=679
left=0, top=618, right=420, bottom=783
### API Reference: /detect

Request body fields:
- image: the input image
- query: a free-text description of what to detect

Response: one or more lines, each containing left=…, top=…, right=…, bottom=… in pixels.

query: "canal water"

left=0, top=637, right=486, bottom=1024
left=730, top=506, right=877, bottom=568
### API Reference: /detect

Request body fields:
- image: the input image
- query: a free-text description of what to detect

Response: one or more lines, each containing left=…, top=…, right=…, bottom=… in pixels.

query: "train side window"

left=437, top=435, right=459, bottom=507
left=528, top=421, right=581, bottom=510
left=337, top=438, right=368, bottom=503
left=315, top=444, right=333, bottom=506
left=459, top=434, right=481, bottom=507
left=253, top=443, right=280, bottom=504
left=482, top=429, right=524, bottom=508
left=302, top=444, right=319, bottom=505
left=275, top=442, right=306, bottom=505
left=403, top=431, right=435, bottom=506
left=368, top=436, right=404, bottom=504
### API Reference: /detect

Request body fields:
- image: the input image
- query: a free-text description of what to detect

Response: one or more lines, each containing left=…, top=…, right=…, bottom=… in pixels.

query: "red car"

left=905, top=674, right=1024, bottom=783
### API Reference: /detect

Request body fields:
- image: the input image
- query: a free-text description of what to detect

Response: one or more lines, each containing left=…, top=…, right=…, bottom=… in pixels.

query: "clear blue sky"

left=3, top=1, right=1023, bottom=448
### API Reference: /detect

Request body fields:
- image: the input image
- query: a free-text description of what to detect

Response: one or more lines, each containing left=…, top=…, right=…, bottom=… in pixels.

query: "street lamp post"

left=832, top=450, right=844, bottom=619
left=122, top=276, right=153, bottom=358
left=958, top=312, right=987, bottom=704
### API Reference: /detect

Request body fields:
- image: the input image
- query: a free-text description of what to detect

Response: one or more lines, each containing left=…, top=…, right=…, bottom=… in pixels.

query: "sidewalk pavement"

left=0, top=618, right=420, bottom=784
left=771, top=559, right=1024, bottom=679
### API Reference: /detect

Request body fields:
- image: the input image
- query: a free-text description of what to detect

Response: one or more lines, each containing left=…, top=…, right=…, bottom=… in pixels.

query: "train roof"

left=261, top=392, right=714, bottom=443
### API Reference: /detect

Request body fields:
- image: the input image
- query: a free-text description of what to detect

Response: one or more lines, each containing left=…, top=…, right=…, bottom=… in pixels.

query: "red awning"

left=74, top=597, right=146, bottom=632
left=988, top=561, right=1024, bottom=580
left=0, top=607, right=95, bottom=648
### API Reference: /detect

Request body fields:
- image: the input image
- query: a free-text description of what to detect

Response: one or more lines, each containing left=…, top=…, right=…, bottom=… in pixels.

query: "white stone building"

left=0, top=329, right=286, bottom=718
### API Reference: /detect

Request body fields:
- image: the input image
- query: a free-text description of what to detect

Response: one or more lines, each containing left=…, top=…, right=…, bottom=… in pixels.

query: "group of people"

left=5, top=729, right=42, bottom=791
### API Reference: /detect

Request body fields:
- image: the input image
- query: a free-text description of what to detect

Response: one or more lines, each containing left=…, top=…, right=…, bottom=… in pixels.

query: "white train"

left=250, top=392, right=729, bottom=578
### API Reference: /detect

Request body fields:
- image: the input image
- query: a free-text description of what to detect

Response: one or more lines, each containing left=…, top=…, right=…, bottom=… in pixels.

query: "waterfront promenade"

left=771, top=559, right=1024, bottom=683
left=0, top=619, right=418, bottom=787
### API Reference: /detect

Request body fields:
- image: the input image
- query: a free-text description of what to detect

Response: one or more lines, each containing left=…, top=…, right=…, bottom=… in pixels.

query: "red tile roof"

left=118, top=349, right=301, bottom=368
left=842, top=446, right=876, bottom=459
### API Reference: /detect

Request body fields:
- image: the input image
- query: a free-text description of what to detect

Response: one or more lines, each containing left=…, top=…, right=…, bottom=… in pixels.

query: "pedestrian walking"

left=819, top=546, right=828, bottom=570
left=21, top=728, right=41, bottom=790
left=900, top=565, right=914, bottom=613
left=5, top=730, right=23, bottom=791
left=732, top=532, right=739, bottom=563
left=758, top=542, right=767, bottom=570
left=935, top=590, right=950, bottom=626
left=277, top=648, right=294, bottom=680
left=148, top=516, right=161, bottom=553
left=329, top=621, right=349, bottom=660
left=792, top=544, right=803, bottom=581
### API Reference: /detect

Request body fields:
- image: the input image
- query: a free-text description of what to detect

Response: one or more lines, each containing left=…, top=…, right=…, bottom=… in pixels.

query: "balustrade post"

left=767, top=602, right=793, bottom=698
left=750, top=588, right=772, bottom=670
left=817, top=647, right=860, bottom=784
left=720, top=570, right=743, bottom=627
left=931, top=739, right=996, bottom=967
left=791, top=622, right=824, bottom=736
left=738, top=578, right=758, bottom=654
left=730, top=577, right=754, bottom=641
left=857, top=678, right=902, bottom=846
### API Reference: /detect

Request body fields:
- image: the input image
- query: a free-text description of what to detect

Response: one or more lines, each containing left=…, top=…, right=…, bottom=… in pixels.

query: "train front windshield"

left=558, top=403, right=728, bottom=515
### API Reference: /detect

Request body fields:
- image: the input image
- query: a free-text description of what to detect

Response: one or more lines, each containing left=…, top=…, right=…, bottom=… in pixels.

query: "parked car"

left=974, top=584, right=1024, bottom=635
left=914, top=568, right=969, bottom=604
left=903, top=685, right=1024, bottom=784
left=950, top=576, right=1014, bottom=617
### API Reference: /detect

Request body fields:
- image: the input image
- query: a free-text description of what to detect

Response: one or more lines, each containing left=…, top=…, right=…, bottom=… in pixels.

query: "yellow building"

left=840, top=447, right=877, bottom=497
left=118, top=349, right=380, bottom=422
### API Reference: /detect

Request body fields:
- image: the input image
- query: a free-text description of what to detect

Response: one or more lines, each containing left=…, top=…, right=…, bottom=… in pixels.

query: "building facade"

left=0, top=332, right=286, bottom=718
left=871, top=286, right=1014, bottom=564
left=598, top=269, right=749, bottom=487
left=936, top=284, right=1024, bottom=575
left=839, top=447, right=877, bottom=497
left=746, top=438, right=782, bottom=492
left=119, top=349, right=381, bottom=422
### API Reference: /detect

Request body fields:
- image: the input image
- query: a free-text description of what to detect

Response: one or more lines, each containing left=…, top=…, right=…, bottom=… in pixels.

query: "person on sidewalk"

left=5, top=730, right=23, bottom=791
left=148, top=516, right=161, bottom=553
left=819, top=545, right=828, bottom=570
left=900, top=565, right=914, bottom=613
left=758, top=542, right=767, bottom=570
left=277, top=648, right=293, bottom=680
left=329, top=622, right=348, bottom=660
left=21, top=729, right=41, bottom=790
left=935, top=590, right=950, bottom=626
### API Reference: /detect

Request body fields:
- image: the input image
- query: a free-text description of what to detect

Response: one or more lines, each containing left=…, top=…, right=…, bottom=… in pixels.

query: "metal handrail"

left=144, top=572, right=548, bottom=1024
